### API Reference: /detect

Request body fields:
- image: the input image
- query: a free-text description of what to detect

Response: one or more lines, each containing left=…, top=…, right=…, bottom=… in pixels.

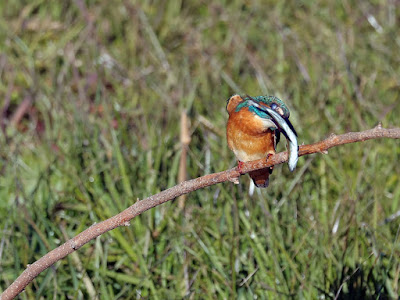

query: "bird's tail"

left=249, top=168, right=273, bottom=188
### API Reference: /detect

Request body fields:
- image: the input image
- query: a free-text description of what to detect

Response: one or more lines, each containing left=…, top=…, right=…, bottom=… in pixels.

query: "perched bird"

left=226, top=95, right=297, bottom=188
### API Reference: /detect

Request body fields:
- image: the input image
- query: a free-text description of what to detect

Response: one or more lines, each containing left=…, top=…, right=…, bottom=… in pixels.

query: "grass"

left=0, top=0, right=399, bottom=299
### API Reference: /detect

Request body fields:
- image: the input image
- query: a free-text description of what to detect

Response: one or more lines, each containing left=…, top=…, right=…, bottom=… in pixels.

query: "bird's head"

left=226, top=95, right=290, bottom=120
left=243, top=95, right=290, bottom=119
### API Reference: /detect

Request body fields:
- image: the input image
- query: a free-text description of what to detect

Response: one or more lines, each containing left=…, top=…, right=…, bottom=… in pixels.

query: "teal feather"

left=235, top=95, right=290, bottom=119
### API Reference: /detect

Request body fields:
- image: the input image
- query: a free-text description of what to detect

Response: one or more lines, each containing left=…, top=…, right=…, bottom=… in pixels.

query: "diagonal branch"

left=1, top=124, right=400, bottom=300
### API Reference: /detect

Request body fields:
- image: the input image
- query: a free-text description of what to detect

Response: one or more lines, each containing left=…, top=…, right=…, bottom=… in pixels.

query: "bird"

left=226, top=94, right=297, bottom=188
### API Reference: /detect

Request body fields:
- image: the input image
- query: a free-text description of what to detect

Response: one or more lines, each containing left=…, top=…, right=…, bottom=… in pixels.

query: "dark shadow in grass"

left=329, top=264, right=394, bottom=300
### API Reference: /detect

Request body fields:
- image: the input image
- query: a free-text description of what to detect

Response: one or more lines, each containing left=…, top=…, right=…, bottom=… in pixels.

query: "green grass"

left=1, top=1, right=399, bottom=299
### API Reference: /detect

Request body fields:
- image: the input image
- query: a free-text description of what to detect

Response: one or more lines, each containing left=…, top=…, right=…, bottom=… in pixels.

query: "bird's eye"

left=270, top=103, right=278, bottom=110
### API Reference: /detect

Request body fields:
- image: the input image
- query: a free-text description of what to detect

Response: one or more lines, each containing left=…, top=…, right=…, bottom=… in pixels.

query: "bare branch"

left=1, top=125, right=399, bottom=300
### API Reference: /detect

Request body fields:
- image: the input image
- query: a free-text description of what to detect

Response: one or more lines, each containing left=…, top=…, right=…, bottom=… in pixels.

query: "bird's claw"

left=237, top=161, right=245, bottom=174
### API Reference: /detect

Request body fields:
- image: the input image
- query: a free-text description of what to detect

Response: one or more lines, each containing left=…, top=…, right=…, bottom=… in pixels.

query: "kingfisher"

left=226, top=95, right=298, bottom=188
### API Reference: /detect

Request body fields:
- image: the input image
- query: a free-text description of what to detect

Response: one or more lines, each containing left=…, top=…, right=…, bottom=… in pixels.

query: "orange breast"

left=227, top=108, right=275, bottom=162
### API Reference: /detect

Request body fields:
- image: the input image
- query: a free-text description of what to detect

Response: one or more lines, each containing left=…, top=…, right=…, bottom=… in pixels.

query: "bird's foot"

left=266, top=153, right=274, bottom=161
left=236, top=161, right=245, bottom=174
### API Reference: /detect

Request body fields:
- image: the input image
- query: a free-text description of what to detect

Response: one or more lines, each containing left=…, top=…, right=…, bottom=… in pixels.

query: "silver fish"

left=247, top=100, right=299, bottom=171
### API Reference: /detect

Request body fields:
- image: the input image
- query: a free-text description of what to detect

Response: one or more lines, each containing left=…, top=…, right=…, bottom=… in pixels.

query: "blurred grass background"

left=0, top=0, right=399, bottom=299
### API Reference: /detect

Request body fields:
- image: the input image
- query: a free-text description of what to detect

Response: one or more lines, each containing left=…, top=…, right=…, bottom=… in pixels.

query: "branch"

left=1, top=125, right=399, bottom=300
